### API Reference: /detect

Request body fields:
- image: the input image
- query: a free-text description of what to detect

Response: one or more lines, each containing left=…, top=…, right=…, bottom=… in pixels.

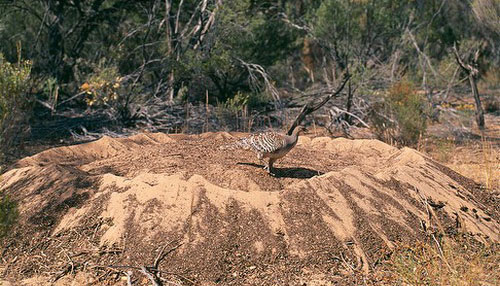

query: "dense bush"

left=0, top=54, right=32, bottom=162
left=371, top=81, right=428, bottom=146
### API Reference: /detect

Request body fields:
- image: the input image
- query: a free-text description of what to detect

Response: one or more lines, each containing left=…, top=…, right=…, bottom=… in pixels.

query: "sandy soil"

left=0, top=132, right=498, bottom=285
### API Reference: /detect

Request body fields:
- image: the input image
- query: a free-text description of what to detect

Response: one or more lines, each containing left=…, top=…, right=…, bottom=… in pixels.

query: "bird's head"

left=293, top=125, right=307, bottom=135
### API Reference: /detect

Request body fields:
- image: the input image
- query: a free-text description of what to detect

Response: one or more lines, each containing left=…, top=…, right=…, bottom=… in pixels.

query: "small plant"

left=81, top=65, right=121, bottom=107
left=0, top=191, right=18, bottom=239
left=435, top=138, right=456, bottom=162
left=43, top=77, right=59, bottom=113
left=0, top=53, right=32, bottom=162
left=215, top=91, right=253, bottom=131
left=371, top=81, right=428, bottom=146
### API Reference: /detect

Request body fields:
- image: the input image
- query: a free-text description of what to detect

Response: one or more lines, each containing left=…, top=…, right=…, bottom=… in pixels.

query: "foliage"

left=471, top=0, right=500, bottom=38
left=216, top=91, right=251, bottom=131
left=178, top=0, right=297, bottom=102
left=479, top=67, right=500, bottom=91
left=0, top=53, right=32, bottom=162
left=81, top=65, right=121, bottom=107
left=0, top=0, right=498, bottom=134
left=0, top=190, right=18, bottom=239
left=371, top=81, right=428, bottom=146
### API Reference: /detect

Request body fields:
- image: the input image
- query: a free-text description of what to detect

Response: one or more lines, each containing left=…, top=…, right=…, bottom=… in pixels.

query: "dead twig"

left=124, top=270, right=133, bottom=286
left=431, top=233, right=455, bottom=273
left=154, top=242, right=183, bottom=269
left=329, top=106, right=370, bottom=128
left=340, top=252, right=356, bottom=272
left=414, top=187, right=445, bottom=233
left=91, top=263, right=195, bottom=285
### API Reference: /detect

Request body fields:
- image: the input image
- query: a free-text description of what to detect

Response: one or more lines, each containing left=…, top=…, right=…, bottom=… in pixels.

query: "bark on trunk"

left=469, top=74, right=485, bottom=130
left=344, top=78, right=353, bottom=123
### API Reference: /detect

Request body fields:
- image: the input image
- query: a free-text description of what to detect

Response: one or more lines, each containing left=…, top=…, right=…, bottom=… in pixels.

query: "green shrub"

left=215, top=91, right=270, bottom=131
left=81, top=65, right=121, bottom=107
left=371, top=81, right=428, bottom=146
left=0, top=53, right=32, bottom=162
left=0, top=191, right=18, bottom=238
left=215, top=91, right=250, bottom=130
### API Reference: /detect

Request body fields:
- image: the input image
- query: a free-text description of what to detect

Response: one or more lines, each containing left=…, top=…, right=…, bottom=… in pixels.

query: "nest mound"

left=1, top=132, right=498, bottom=285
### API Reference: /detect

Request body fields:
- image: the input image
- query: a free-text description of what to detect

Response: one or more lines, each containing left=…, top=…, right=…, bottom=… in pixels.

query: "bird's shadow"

left=237, top=162, right=324, bottom=179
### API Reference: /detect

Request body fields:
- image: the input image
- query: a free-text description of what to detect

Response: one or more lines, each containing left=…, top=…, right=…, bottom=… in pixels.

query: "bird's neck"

left=289, top=128, right=301, bottom=143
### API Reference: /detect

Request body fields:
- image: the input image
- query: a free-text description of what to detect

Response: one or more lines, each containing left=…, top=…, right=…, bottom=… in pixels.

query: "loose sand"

left=0, top=132, right=498, bottom=285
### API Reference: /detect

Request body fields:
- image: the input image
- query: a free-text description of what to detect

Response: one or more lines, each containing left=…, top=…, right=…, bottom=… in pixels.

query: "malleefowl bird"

left=221, top=126, right=306, bottom=175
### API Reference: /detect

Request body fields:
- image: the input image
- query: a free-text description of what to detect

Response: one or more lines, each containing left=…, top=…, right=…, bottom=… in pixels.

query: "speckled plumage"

left=238, top=131, right=287, bottom=154
left=221, top=126, right=306, bottom=174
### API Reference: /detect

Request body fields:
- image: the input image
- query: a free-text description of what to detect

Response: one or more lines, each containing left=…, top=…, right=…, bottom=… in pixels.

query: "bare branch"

left=153, top=242, right=183, bottom=269
left=193, top=1, right=221, bottom=50
left=329, top=106, right=370, bottom=128
left=237, top=58, right=281, bottom=104
left=174, top=0, right=184, bottom=34
left=278, top=12, right=313, bottom=34
left=406, top=28, right=442, bottom=80
left=287, top=74, right=351, bottom=135
left=452, top=43, right=470, bottom=72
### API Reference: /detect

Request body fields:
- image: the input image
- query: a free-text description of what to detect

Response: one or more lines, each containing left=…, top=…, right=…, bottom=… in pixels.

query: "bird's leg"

left=257, top=153, right=266, bottom=169
left=267, top=158, right=277, bottom=175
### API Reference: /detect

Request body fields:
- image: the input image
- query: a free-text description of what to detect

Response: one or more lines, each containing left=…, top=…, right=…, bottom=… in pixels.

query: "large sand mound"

left=1, top=132, right=498, bottom=285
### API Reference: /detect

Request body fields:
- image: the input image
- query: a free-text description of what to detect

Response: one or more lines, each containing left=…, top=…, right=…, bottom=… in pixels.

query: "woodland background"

left=0, top=1, right=499, bottom=284
left=0, top=0, right=498, bottom=161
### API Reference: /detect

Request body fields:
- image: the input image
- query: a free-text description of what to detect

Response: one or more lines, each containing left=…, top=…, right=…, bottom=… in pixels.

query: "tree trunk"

left=452, top=44, right=486, bottom=130
left=469, top=74, right=485, bottom=130
left=165, top=0, right=176, bottom=103
left=344, top=78, right=353, bottom=123
left=47, top=3, right=65, bottom=81
left=167, top=71, right=175, bottom=103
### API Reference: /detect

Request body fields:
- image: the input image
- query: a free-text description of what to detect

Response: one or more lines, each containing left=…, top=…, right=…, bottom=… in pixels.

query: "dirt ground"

left=0, top=131, right=498, bottom=285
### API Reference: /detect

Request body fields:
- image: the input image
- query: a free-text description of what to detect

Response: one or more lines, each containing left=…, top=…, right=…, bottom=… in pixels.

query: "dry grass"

left=382, top=235, right=499, bottom=286
left=478, top=138, right=499, bottom=191
left=424, top=136, right=499, bottom=192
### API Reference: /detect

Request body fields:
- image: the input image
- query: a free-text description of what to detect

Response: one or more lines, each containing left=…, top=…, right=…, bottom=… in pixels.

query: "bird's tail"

left=219, top=137, right=252, bottom=151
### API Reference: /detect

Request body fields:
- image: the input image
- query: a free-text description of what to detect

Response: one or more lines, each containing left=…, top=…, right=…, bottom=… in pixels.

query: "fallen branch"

left=329, top=106, right=370, bottom=128
left=91, top=262, right=194, bottom=285
left=431, top=233, right=455, bottom=273
left=140, top=266, right=162, bottom=286
left=287, top=73, right=351, bottom=135
left=124, top=270, right=133, bottom=286
left=58, top=91, right=87, bottom=106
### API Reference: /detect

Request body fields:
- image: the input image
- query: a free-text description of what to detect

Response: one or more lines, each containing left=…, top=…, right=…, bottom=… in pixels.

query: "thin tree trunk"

left=165, top=0, right=175, bottom=103
left=469, top=74, right=485, bottom=129
left=453, top=44, right=485, bottom=130
left=167, top=71, right=175, bottom=102
left=345, top=78, right=353, bottom=123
